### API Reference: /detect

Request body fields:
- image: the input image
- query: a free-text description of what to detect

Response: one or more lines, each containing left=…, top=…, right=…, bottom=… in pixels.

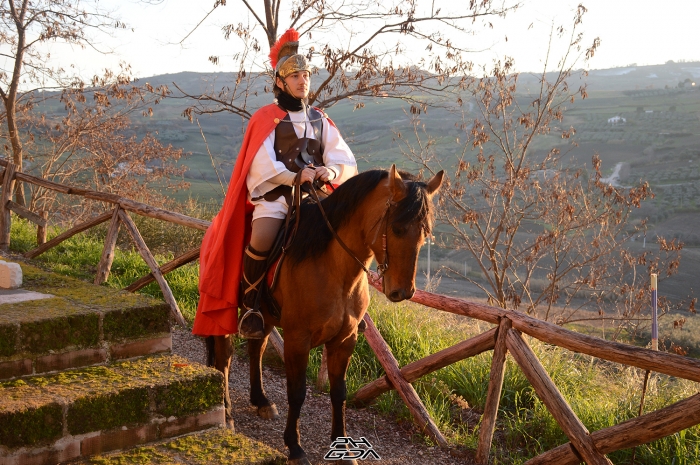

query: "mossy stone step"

left=0, top=354, right=224, bottom=465
left=75, top=428, right=285, bottom=465
left=0, top=264, right=172, bottom=380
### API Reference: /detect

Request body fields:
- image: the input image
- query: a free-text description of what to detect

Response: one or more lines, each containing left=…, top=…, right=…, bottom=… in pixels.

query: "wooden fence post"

left=37, top=211, right=48, bottom=245
left=362, top=312, right=448, bottom=448
left=316, top=346, right=329, bottom=391
left=506, top=329, right=612, bottom=465
left=476, top=317, right=512, bottom=464
left=118, top=209, right=188, bottom=328
left=94, top=208, right=121, bottom=285
left=0, top=163, right=16, bottom=251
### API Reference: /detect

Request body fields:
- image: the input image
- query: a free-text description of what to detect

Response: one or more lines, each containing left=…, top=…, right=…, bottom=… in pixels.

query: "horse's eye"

left=392, top=225, right=407, bottom=236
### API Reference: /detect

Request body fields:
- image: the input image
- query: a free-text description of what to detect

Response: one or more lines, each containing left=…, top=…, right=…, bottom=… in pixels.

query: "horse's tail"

left=204, top=335, right=216, bottom=367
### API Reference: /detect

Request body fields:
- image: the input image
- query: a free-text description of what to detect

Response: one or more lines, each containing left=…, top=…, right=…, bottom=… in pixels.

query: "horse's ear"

left=426, top=170, right=444, bottom=196
left=388, top=164, right=408, bottom=202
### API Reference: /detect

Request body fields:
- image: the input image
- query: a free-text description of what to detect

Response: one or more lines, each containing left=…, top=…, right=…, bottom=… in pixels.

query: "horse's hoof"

left=257, top=404, right=279, bottom=419
left=225, top=418, right=235, bottom=432
left=287, top=457, right=311, bottom=465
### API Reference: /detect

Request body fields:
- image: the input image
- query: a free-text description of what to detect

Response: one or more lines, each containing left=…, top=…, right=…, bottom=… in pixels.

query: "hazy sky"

left=44, top=0, right=700, bottom=79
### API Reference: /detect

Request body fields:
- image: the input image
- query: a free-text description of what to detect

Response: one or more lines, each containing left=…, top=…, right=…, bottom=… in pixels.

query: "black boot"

left=239, top=244, right=268, bottom=339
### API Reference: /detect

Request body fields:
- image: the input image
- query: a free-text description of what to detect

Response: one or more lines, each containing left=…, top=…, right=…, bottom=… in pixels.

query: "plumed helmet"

left=269, top=28, right=311, bottom=78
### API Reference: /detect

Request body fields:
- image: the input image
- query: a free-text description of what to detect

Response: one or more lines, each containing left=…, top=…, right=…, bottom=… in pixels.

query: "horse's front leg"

left=247, top=330, right=279, bottom=419
left=327, top=334, right=359, bottom=465
left=283, top=341, right=311, bottom=465
left=205, top=335, right=235, bottom=430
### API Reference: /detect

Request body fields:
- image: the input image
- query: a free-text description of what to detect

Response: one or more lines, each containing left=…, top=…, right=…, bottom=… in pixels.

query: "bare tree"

left=23, top=70, right=188, bottom=222
left=397, top=6, right=686, bottom=329
left=0, top=0, right=127, bottom=205
left=0, top=1, right=188, bottom=220
left=177, top=0, right=520, bottom=120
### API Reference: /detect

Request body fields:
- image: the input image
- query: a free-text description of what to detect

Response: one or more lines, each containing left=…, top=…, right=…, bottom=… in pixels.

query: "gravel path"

left=172, top=327, right=476, bottom=465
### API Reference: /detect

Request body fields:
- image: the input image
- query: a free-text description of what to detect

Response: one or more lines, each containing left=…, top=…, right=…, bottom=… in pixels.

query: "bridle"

left=305, top=180, right=395, bottom=284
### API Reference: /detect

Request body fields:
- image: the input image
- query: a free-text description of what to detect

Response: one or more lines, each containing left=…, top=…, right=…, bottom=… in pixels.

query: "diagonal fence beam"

left=118, top=209, right=188, bottom=328
left=24, top=210, right=114, bottom=259
left=525, top=392, right=700, bottom=464
left=7, top=200, right=48, bottom=227
left=352, top=326, right=497, bottom=406
left=506, top=329, right=612, bottom=465
left=124, top=247, right=200, bottom=292
left=362, top=312, right=448, bottom=447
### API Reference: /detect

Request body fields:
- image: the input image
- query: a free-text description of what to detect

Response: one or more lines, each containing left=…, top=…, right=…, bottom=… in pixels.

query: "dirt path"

left=172, top=327, right=476, bottom=465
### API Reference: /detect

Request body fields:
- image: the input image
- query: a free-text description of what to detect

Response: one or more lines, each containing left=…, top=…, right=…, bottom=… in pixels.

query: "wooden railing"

left=3, top=160, right=700, bottom=463
left=0, top=160, right=291, bottom=350
left=0, top=160, right=208, bottom=327
left=355, top=272, right=700, bottom=464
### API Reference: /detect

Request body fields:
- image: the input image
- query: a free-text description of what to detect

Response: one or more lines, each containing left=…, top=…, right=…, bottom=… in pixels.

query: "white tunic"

left=246, top=107, right=357, bottom=200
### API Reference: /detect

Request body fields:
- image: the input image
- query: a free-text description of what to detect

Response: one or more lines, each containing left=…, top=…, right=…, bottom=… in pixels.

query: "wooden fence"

left=0, top=159, right=208, bottom=327
left=358, top=272, right=700, bottom=464
left=2, top=159, right=700, bottom=463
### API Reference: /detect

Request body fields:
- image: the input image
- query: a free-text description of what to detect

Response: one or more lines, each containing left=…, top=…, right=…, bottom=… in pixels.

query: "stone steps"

left=0, top=354, right=224, bottom=465
left=73, top=428, right=285, bottom=465
left=0, top=263, right=231, bottom=465
left=0, top=264, right=172, bottom=380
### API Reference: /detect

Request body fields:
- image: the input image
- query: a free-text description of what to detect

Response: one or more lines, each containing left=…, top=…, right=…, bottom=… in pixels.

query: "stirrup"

left=238, top=308, right=265, bottom=339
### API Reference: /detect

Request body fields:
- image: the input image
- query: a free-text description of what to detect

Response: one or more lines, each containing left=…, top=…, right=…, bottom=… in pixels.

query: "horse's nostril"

left=389, top=290, right=405, bottom=302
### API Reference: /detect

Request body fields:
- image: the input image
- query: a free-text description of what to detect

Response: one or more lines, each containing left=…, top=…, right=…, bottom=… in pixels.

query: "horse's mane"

left=286, top=169, right=435, bottom=265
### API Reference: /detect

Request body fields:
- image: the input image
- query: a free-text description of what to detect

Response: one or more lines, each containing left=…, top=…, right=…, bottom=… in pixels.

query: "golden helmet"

left=269, top=28, right=311, bottom=78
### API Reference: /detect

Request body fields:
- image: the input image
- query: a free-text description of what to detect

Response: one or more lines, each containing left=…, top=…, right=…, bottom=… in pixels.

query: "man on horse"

left=193, top=28, right=357, bottom=340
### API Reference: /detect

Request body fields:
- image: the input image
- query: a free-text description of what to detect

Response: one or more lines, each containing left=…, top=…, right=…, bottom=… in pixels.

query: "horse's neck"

left=333, top=190, right=386, bottom=271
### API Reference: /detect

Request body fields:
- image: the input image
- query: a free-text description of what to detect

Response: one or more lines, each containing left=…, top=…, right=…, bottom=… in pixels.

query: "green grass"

left=317, top=298, right=700, bottom=464
left=9, top=216, right=202, bottom=322
left=8, top=216, right=700, bottom=463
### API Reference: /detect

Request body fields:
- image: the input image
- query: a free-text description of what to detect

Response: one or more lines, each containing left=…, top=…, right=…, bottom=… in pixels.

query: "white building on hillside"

left=608, top=116, right=626, bottom=125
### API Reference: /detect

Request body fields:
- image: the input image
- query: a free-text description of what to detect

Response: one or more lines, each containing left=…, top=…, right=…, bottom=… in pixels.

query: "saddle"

left=248, top=175, right=332, bottom=320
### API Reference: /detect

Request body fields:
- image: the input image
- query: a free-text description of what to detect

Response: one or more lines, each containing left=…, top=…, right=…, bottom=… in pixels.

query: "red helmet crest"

left=269, top=28, right=300, bottom=70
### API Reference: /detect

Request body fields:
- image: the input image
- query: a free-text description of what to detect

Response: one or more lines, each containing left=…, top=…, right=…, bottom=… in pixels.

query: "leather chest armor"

left=274, top=106, right=325, bottom=172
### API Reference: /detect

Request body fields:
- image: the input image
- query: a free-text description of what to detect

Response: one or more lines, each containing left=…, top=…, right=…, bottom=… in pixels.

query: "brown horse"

left=207, top=165, right=443, bottom=464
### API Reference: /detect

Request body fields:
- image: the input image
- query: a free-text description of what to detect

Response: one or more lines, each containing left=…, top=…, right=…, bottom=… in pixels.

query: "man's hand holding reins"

left=300, top=165, right=334, bottom=186
left=313, top=166, right=334, bottom=182
left=299, top=166, right=316, bottom=185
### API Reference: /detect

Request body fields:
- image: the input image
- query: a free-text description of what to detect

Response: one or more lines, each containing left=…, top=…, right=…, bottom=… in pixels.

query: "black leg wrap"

left=239, top=244, right=269, bottom=339
left=205, top=336, right=215, bottom=367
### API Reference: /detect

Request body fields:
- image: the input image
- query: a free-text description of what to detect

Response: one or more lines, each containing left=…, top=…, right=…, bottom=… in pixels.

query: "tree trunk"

left=5, top=1, right=29, bottom=206
left=263, top=0, right=277, bottom=46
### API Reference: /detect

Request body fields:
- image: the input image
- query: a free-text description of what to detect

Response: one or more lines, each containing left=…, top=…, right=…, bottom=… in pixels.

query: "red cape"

left=193, top=104, right=287, bottom=336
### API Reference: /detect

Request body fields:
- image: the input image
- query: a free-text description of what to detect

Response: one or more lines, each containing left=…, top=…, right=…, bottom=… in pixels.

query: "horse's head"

left=373, top=165, right=444, bottom=302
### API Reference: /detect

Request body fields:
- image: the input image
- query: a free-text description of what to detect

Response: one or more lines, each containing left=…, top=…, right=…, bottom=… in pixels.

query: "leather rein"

left=283, top=170, right=395, bottom=284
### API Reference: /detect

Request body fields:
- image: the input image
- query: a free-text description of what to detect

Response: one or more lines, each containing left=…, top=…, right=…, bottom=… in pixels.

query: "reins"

left=307, top=182, right=394, bottom=283
left=273, top=171, right=395, bottom=295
